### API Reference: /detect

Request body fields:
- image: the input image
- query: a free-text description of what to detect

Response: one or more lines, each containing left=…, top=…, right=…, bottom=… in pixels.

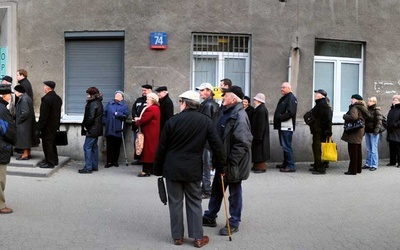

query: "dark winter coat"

left=135, top=105, right=160, bottom=163
left=387, top=103, right=400, bottom=142
left=18, top=78, right=33, bottom=101
left=341, top=101, right=371, bottom=144
left=102, top=99, right=129, bottom=137
left=215, top=103, right=252, bottom=183
left=131, top=96, right=147, bottom=131
left=273, top=92, right=298, bottom=131
left=159, top=94, right=174, bottom=131
left=82, top=95, right=103, bottom=137
left=251, top=103, right=270, bottom=162
left=154, top=109, right=226, bottom=182
left=309, top=97, right=332, bottom=138
left=37, top=91, right=62, bottom=137
left=198, top=96, right=219, bottom=119
left=365, top=104, right=382, bottom=135
left=15, top=93, right=37, bottom=149
left=0, top=99, right=16, bottom=164
left=245, top=105, right=254, bottom=124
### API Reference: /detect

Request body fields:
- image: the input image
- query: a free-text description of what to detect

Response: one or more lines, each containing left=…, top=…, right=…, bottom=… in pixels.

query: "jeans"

left=279, top=130, right=295, bottom=169
left=83, top=136, right=99, bottom=171
left=203, top=177, right=242, bottom=228
left=365, top=133, right=379, bottom=168
left=202, top=149, right=211, bottom=194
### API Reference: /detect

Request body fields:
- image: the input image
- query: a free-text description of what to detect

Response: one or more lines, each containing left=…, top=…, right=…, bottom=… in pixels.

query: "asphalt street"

left=1, top=160, right=400, bottom=250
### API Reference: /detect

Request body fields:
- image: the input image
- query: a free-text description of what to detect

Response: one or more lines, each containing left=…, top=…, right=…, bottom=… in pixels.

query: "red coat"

left=136, top=105, right=160, bottom=163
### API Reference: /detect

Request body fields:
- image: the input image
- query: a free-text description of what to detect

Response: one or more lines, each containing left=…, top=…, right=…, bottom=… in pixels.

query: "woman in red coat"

left=134, top=93, right=161, bottom=177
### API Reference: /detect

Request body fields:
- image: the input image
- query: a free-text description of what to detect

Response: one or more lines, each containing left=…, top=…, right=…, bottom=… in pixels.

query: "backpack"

left=379, top=115, right=387, bottom=133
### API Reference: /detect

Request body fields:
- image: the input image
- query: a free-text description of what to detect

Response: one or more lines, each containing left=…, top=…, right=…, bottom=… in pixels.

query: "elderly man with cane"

left=202, top=86, right=253, bottom=237
left=154, top=90, right=226, bottom=248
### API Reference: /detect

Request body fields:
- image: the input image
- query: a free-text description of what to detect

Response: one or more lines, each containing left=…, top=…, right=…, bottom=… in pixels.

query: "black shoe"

left=78, top=169, right=92, bottom=174
left=105, top=163, right=113, bottom=168
left=114, top=162, right=119, bottom=167
left=310, top=163, right=314, bottom=167
left=370, top=167, right=377, bottom=171
left=16, top=156, right=29, bottom=160
left=137, top=172, right=150, bottom=177
left=202, top=217, right=217, bottom=227
left=40, top=163, right=55, bottom=169
left=312, top=171, right=326, bottom=175
left=280, top=167, right=296, bottom=173
left=219, top=225, right=239, bottom=235
left=309, top=168, right=316, bottom=172
left=39, top=161, right=47, bottom=167
left=344, top=172, right=356, bottom=175
left=92, top=168, right=98, bottom=171
left=253, top=169, right=266, bottom=173
left=386, top=163, right=396, bottom=166
left=276, top=164, right=286, bottom=169
left=362, top=165, right=370, bottom=169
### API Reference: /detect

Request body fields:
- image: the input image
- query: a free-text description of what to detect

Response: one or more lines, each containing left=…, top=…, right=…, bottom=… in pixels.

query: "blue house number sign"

left=150, top=32, right=168, bottom=49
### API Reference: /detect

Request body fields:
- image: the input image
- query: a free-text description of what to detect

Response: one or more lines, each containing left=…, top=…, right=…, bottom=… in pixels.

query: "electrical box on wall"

left=150, top=32, right=168, bottom=49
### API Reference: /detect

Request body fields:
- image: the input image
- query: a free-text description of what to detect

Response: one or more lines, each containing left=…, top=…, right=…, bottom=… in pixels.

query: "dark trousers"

left=166, top=179, right=203, bottom=240
left=203, top=176, right=242, bottom=228
left=42, top=131, right=58, bottom=166
left=312, top=133, right=325, bottom=173
left=388, top=140, right=400, bottom=165
left=106, top=136, right=122, bottom=164
left=347, top=143, right=362, bottom=174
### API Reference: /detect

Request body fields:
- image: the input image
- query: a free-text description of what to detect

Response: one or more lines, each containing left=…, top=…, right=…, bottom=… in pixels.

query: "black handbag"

left=55, top=131, right=68, bottom=146
left=344, top=118, right=363, bottom=133
left=303, top=110, right=315, bottom=125
left=157, top=177, right=167, bottom=205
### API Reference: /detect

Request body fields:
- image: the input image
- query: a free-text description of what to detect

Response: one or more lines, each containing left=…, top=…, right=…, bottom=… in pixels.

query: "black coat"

left=131, top=96, right=147, bottom=131
left=82, top=96, right=103, bottom=137
left=251, top=104, right=270, bottom=162
left=198, top=96, right=219, bottom=119
left=159, top=94, right=174, bottom=131
left=0, top=99, right=16, bottom=164
left=387, top=103, right=400, bottom=142
left=273, top=92, right=298, bottom=131
left=37, top=91, right=62, bottom=136
left=15, top=93, right=37, bottom=148
left=310, top=98, right=332, bottom=138
left=154, top=109, right=226, bottom=182
left=245, top=105, right=254, bottom=124
left=18, top=78, right=33, bottom=101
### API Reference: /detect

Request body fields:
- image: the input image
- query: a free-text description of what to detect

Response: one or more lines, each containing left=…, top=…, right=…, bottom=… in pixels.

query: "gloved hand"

left=325, top=130, right=333, bottom=137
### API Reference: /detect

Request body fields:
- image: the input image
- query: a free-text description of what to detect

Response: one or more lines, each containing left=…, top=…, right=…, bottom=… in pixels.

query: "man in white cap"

left=251, top=93, right=270, bottom=173
left=154, top=90, right=225, bottom=248
left=196, top=82, right=220, bottom=199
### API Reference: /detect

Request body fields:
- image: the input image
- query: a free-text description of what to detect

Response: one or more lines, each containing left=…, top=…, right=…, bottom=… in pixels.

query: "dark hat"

left=2, top=75, right=12, bottom=83
left=44, top=81, right=56, bottom=89
left=155, top=86, right=167, bottom=92
left=14, top=85, right=25, bottom=93
left=243, top=96, right=251, bottom=102
left=0, top=84, right=13, bottom=94
left=141, top=84, right=153, bottom=90
left=86, top=87, right=99, bottom=95
left=314, top=89, right=327, bottom=97
left=351, top=94, right=363, bottom=101
left=222, top=85, right=244, bottom=100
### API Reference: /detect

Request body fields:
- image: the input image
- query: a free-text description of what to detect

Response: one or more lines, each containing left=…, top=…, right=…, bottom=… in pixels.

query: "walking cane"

left=221, top=174, right=232, bottom=241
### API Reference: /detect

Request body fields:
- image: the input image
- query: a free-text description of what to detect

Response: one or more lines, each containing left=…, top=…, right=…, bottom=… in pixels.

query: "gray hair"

left=183, top=98, right=200, bottom=110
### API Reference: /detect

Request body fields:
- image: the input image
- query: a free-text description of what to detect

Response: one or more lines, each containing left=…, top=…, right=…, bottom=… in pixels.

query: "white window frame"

left=313, top=54, right=363, bottom=123
left=191, top=34, right=251, bottom=95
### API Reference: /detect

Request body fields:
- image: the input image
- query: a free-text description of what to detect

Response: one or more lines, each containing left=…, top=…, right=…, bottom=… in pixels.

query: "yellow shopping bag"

left=321, top=137, right=338, bottom=162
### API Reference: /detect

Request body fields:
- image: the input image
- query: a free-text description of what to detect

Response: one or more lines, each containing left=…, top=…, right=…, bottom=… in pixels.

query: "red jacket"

left=136, top=105, right=160, bottom=163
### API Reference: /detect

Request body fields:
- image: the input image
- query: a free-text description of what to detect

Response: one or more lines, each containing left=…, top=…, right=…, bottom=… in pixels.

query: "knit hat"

left=351, top=94, right=363, bottom=101
left=86, top=87, right=99, bottom=95
left=253, top=93, right=265, bottom=103
left=243, top=96, right=251, bottom=103
left=115, top=90, right=125, bottom=99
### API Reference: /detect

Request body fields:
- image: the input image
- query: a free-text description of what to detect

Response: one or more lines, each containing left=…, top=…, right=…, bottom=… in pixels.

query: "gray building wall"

left=3, top=0, right=399, bottom=161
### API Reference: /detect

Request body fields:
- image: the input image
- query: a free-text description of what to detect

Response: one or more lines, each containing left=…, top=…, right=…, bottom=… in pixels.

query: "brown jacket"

left=341, top=101, right=371, bottom=144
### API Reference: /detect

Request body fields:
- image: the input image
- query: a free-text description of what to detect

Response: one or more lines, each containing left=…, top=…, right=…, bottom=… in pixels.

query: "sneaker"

left=202, top=217, right=217, bottom=227
left=219, top=225, right=239, bottom=235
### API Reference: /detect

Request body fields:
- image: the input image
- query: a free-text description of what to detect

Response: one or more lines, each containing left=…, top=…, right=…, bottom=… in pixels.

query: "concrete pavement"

left=1, top=160, right=400, bottom=249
